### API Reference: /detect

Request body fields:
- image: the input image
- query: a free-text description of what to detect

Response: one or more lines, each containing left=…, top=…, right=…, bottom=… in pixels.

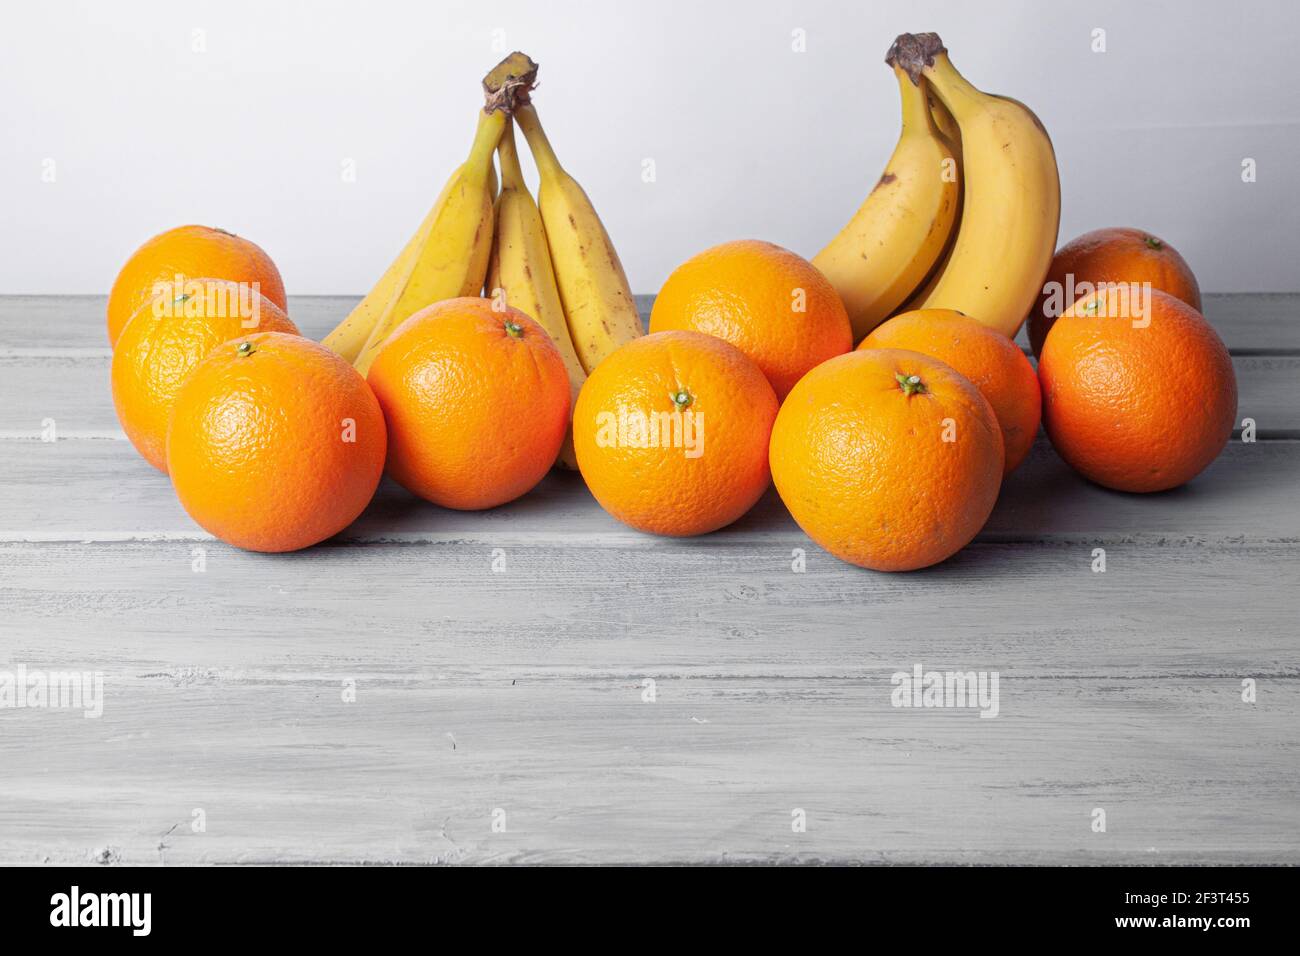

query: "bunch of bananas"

left=814, top=32, right=1061, bottom=342
left=322, top=52, right=641, bottom=468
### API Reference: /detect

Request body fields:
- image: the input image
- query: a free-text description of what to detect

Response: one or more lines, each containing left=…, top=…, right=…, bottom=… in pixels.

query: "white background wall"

left=2, top=0, right=1297, bottom=296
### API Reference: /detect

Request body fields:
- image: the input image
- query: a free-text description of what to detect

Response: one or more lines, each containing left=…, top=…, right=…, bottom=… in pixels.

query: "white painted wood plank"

left=0, top=666, right=1293, bottom=864
left=0, top=437, right=1293, bottom=544
left=1, top=539, right=1294, bottom=674
left=4, top=293, right=1296, bottom=352
left=1191, top=293, right=1300, bottom=354
left=2, top=531, right=1295, bottom=866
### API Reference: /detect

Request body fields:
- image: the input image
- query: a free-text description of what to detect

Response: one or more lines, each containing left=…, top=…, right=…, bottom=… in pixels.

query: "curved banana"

left=321, top=197, right=443, bottom=363
left=812, top=65, right=960, bottom=342
left=333, top=54, right=537, bottom=375
left=513, top=102, right=642, bottom=374
left=894, top=33, right=1061, bottom=338
left=891, top=86, right=964, bottom=317
left=487, top=120, right=587, bottom=469
left=350, top=108, right=503, bottom=375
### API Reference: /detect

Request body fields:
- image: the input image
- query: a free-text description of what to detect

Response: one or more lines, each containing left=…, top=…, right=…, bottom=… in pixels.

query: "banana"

left=894, top=238, right=952, bottom=316
left=321, top=199, right=443, bottom=363
left=894, top=33, right=1061, bottom=338
left=890, top=85, right=964, bottom=318
left=334, top=54, right=536, bottom=376
left=513, top=102, right=642, bottom=374
left=812, top=65, right=959, bottom=342
left=349, top=108, right=503, bottom=375
left=487, top=120, right=587, bottom=469
left=927, top=88, right=961, bottom=156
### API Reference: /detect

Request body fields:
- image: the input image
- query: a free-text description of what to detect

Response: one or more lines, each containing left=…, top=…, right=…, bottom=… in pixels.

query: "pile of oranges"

left=108, top=226, right=386, bottom=553
left=108, top=223, right=1236, bottom=569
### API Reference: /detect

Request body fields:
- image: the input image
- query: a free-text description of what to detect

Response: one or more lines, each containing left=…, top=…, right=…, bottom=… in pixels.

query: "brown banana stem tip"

left=886, top=33, right=946, bottom=84
left=482, top=52, right=538, bottom=114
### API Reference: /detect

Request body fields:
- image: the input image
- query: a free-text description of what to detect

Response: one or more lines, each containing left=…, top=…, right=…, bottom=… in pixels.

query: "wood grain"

left=2, top=538, right=1295, bottom=673
left=1, top=539, right=1296, bottom=864
left=1, top=671, right=1293, bottom=865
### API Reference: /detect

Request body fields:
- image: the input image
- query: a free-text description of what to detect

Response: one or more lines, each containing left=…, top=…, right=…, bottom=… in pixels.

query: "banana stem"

left=894, top=64, right=937, bottom=137
left=886, top=33, right=980, bottom=118
left=482, top=52, right=538, bottom=113
left=886, top=32, right=946, bottom=84
left=513, top=104, right=563, bottom=179
left=496, top=119, right=527, bottom=192
left=472, top=50, right=542, bottom=171
left=468, top=108, right=508, bottom=173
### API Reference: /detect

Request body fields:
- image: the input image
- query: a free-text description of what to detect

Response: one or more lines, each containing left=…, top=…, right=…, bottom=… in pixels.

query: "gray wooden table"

left=1, top=294, right=1296, bottom=865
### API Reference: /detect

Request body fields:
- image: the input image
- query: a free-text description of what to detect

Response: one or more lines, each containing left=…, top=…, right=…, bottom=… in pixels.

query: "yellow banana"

left=896, top=33, right=1061, bottom=338
left=895, top=240, right=952, bottom=317
left=888, top=84, right=963, bottom=317
left=890, top=85, right=964, bottom=318
left=812, top=65, right=960, bottom=342
left=336, top=55, right=536, bottom=376
left=927, top=89, right=961, bottom=157
left=513, top=102, right=642, bottom=374
left=487, top=120, right=587, bottom=470
left=350, top=108, right=503, bottom=375
left=816, top=64, right=961, bottom=340
left=321, top=199, right=442, bottom=363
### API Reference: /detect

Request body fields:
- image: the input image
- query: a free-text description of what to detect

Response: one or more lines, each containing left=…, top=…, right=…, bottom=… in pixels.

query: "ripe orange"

left=573, top=330, right=778, bottom=536
left=366, top=297, right=571, bottom=510
left=860, top=309, right=1040, bottom=475
left=1029, top=227, right=1201, bottom=357
left=167, top=332, right=386, bottom=552
left=649, top=239, right=852, bottom=399
left=1039, top=287, right=1236, bottom=493
left=770, top=349, right=1003, bottom=571
left=107, top=225, right=287, bottom=347
left=111, top=279, right=299, bottom=472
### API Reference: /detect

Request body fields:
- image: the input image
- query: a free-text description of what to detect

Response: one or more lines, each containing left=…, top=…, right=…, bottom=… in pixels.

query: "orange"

left=1029, top=227, right=1201, bottom=357
left=366, top=297, right=571, bottom=510
left=1039, top=287, right=1236, bottom=493
left=860, top=309, right=1040, bottom=475
left=573, top=330, right=778, bottom=536
left=111, top=279, right=299, bottom=472
left=649, top=239, right=852, bottom=399
left=167, top=332, right=386, bottom=552
left=107, top=225, right=287, bottom=347
left=770, top=349, right=1003, bottom=571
